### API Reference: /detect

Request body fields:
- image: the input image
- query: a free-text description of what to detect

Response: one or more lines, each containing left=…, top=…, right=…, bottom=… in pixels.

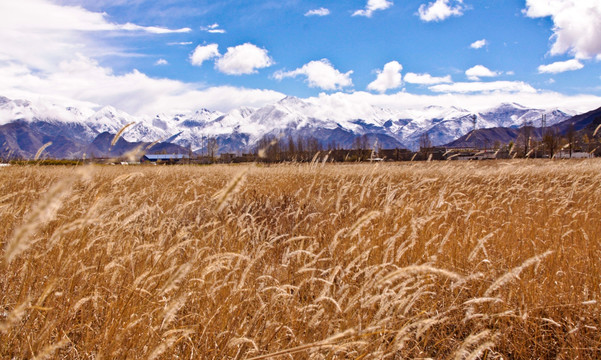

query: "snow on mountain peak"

left=0, top=94, right=575, bottom=153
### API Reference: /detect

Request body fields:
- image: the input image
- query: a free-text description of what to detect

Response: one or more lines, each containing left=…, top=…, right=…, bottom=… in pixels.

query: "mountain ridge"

left=0, top=95, right=579, bottom=159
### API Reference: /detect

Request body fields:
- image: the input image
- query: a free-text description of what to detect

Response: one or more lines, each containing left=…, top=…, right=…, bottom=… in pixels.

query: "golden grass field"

left=1, top=161, right=600, bottom=359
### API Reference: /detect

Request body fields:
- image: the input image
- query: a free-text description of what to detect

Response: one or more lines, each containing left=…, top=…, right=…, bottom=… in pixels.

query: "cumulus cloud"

left=429, top=81, right=537, bottom=94
left=305, top=8, right=330, bottom=16
left=353, top=0, right=393, bottom=17
left=538, top=59, right=584, bottom=74
left=0, top=55, right=284, bottom=114
left=418, top=0, right=464, bottom=22
left=215, top=43, right=274, bottom=75
left=3, top=54, right=601, bottom=119
left=155, top=59, right=168, bottom=66
left=470, top=39, right=487, bottom=49
left=465, top=65, right=501, bottom=81
left=367, top=61, right=403, bottom=93
left=200, top=23, right=226, bottom=34
left=524, top=0, right=601, bottom=59
left=404, top=72, right=452, bottom=84
left=274, top=59, right=353, bottom=91
left=189, top=44, right=220, bottom=67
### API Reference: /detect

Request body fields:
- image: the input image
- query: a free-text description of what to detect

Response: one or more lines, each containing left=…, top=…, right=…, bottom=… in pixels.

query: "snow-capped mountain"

left=0, top=95, right=575, bottom=159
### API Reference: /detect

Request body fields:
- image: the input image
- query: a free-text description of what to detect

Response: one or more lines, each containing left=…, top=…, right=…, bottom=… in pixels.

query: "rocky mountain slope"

left=446, top=106, right=601, bottom=148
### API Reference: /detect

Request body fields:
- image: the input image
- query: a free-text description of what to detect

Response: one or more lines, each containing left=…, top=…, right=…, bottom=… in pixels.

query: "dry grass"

left=0, top=160, right=600, bottom=359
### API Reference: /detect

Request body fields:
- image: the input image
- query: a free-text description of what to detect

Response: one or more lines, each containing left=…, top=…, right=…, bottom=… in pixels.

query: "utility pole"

left=541, top=114, right=547, bottom=130
left=540, top=114, right=547, bottom=159
left=471, top=114, right=478, bottom=148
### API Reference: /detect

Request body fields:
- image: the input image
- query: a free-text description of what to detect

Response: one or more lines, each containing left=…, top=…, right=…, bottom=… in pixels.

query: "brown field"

left=1, top=161, right=600, bottom=359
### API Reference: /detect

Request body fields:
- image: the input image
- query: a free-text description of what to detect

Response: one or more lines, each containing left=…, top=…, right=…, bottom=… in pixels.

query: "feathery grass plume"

left=463, top=297, right=503, bottom=306
left=161, top=294, right=188, bottom=330
left=110, top=122, right=136, bottom=147
left=380, top=264, right=464, bottom=284
left=453, top=330, right=494, bottom=360
left=247, top=329, right=356, bottom=360
left=160, top=263, right=192, bottom=295
left=148, top=329, right=194, bottom=360
left=484, top=250, right=553, bottom=296
left=145, top=138, right=165, bottom=151
left=121, top=144, right=146, bottom=162
left=258, top=138, right=279, bottom=158
left=34, top=142, right=52, bottom=160
left=111, top=171, right=145, bottom=186
left=347, top=210, right=380, bottom=238
left=4, top=176, right=76, bottom=263
left=33, top=338, right=70, bottom=360
left=310, top=151, right=321, bottom=167
left=213, top=168, right=249, bottom=211
left=593, top=123, right=601, bottom=137
left=0, top=299, right=29, bottom=334
left=410, top=153, right=417, bottom=161
left=467, top=231, right=497, bottom=262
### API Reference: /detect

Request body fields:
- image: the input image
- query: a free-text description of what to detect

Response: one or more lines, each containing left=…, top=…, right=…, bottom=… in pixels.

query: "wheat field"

left=0, top=161, right=600, bottom=359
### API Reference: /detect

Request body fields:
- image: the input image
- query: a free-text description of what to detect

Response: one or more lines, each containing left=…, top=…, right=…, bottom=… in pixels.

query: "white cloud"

left=0, top=55, right=284, bottom=115
left=215, top=43, right=274, bottom=75
left=189, top=44, right=220, bottom=67
left=200, top=23, right=226, bottom=34
left=524, top=0, right=601, bottom=59
left=429, top=81, right=537, bottom=94
left=367, top=61, right=403, bottom=93
left=470, top=39, right=487, bottom=49
left=418, top=0, right=464, bottom=22
left=404, top=72, right=452, bottom=85
left=118, top=23, right=190, bottom=34
left=0, top=0, right=190, bottom=72
left=3, top=54, right=601, bottom=119
left=0, top=0, right=190, bottom=34
left=538, top=59, right=584, bottom=74
left=353, top=0, right=393, bottom=17
left=168, top=42, right=193, bottom=46
left=155, top=59, right=168, bottom=66
left=274, top=59, right=353, bottom=91
left=305, top=8, right=330, bottom=16
left=309, top=90, right=601, bottom=116
left=465, top=65, right=501, bottom=81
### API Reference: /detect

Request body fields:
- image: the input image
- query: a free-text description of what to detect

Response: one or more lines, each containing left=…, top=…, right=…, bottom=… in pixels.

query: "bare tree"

left=207, top=137, right=219, bottom=162
left=566, top=124, right=576, bottom=158
left=543, top=129, right=560, bottom=158
left=519, top=122, right=533, bottom=157
left=419, top=132, right=431, bottom=152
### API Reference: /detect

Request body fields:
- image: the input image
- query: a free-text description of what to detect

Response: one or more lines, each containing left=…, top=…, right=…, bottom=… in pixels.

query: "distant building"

left=556, top=151, right=594, bottom=159
left=141, top=154, right=189, bottom=164
left=219, top=153, right=236, bottom=163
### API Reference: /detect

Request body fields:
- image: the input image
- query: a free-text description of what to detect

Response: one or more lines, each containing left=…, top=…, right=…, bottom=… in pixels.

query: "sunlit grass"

left=1, top=160, right=600, bottom=359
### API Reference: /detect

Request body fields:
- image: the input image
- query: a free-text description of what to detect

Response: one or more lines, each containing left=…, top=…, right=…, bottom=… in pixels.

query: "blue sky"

left=1, top=0, right=601, bottom=114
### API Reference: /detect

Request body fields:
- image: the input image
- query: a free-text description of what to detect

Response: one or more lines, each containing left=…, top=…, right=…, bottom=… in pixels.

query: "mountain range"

left=447, top=105, right=601, bottom=148
left=0, top=95, right=578, bottom=159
